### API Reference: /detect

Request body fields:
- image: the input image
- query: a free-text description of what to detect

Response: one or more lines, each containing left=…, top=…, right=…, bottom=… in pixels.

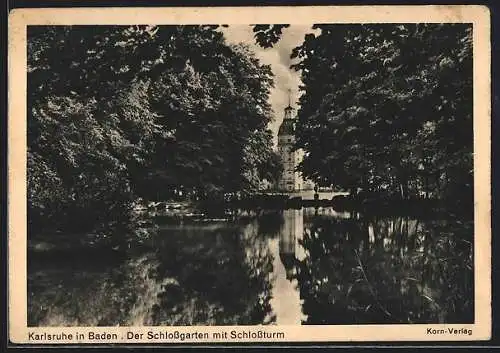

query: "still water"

left=28, top=207, right=474, bottom=326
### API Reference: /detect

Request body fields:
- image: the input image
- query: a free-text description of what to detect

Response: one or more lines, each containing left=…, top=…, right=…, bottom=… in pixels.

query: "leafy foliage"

left=295, top=24, right=472, bottom=201
left=252, top=24, right=290, bottom=48
left=254, top=24, right=473, bottom=207
left=28, top=25, right=282, bottom=234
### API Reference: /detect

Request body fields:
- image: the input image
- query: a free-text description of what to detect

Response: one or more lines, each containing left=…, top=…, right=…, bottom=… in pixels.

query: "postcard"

left=8, top=5, right=491, bottom=344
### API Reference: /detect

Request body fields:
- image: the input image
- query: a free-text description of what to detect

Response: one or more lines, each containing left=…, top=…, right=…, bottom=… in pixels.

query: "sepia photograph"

left=8, top=6, right=491, bottom=343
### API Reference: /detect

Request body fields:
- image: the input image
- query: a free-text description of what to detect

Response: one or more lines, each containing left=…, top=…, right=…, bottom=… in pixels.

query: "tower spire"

left=283, top=88, right=294, bottom=120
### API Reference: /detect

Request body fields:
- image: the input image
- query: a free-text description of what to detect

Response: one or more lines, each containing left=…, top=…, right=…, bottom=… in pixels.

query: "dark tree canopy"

left=254, top=23, right=473, bottom=209
left=28, top=25, right=282, bottom=234
left=252, top=24, right=290, bottom=48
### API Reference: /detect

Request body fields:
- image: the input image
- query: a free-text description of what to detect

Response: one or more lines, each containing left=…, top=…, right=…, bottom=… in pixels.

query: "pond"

left=28, top=207, right=474, bottom=326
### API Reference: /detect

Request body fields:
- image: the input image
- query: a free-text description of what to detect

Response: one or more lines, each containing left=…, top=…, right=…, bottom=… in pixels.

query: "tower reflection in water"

left=279, top=208, right=304, bottom=281
left=272, top=207, right=351, bottom=324
left=269, top=208, right=306, bottom=325
left=278, top=207, right=342, bottom=281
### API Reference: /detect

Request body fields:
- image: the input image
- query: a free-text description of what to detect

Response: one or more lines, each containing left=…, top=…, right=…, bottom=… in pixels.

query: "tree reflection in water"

left=292, top=208, right=474, bottom=324
left=28, top=214, right=280, bottom=327
left=28, top=252, right=167, bottom=326
left=152, top=217, right=278, bottom=326
left=28, top=207, right=473, bottom=326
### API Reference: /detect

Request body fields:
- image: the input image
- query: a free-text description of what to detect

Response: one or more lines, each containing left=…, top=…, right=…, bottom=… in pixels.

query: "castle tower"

left=277, top=90, right=304, bottom=192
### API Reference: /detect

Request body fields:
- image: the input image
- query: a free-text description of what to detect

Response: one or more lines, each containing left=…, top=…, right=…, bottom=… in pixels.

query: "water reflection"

left=295, top=212, right=474, bottom=324
left=151, top=220, right=276, bottom=325
left=279, top=209, right=303, bottom=280
left=28, top=207, right=473, bottom=326
left=268, top=209, right=306, bottom=325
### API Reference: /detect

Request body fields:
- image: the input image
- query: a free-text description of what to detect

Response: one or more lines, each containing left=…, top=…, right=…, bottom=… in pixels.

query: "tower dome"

left=278, top=111, right=296, bottom=136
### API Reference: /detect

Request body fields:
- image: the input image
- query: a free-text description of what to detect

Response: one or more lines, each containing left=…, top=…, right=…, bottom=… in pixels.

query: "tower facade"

left=277, top=103, right=304, bottom=192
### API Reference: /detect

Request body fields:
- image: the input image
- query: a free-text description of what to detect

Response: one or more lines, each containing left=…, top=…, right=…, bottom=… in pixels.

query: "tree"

left=145, top=34, right=280, bottom=199
left=28, top=25, right=282, bottom=235
left=28, top=26, right=161, bottom=233
left=252, top=24, right=290, bottom=48
left=254, top=24, right=473, bottom=206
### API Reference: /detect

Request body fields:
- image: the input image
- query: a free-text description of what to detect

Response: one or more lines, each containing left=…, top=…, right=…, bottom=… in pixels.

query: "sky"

left=221, top=25, right=315, bottom=145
